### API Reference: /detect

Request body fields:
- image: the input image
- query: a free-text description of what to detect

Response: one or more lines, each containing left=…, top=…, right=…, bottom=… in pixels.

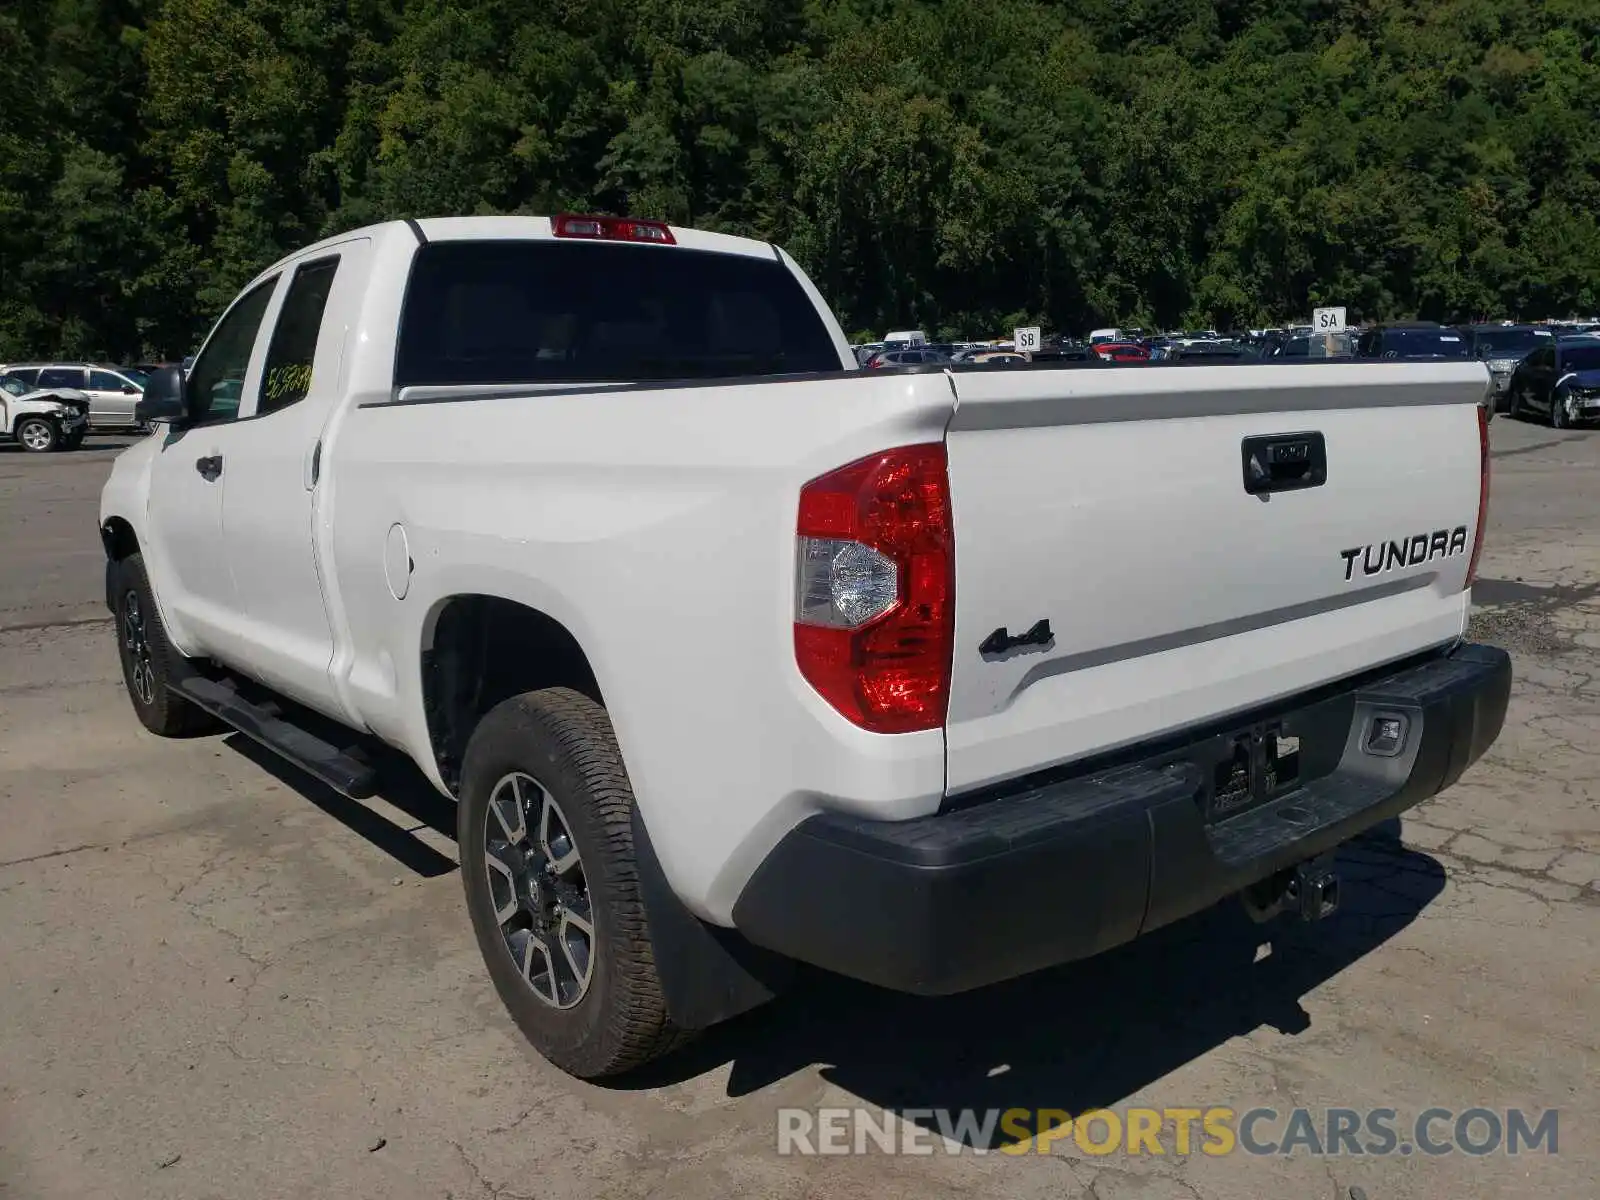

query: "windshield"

left=1562, top=344, right=1600, bottom=373
left=1380, top=329, right=1470, bottom=358
left=1474, top=330, right=1549, bottom=358
left=0, top=376, right=28, bottom=397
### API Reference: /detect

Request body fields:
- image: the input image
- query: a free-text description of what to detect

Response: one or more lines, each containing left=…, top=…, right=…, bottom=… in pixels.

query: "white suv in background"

left=0, top=363, right=147, bottom=430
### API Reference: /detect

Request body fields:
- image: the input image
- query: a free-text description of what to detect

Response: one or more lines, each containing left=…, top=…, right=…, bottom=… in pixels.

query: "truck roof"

left=252, top=216, right=778, bottom=284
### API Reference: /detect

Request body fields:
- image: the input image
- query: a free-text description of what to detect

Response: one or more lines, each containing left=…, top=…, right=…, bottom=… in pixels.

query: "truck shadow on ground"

left=225, top=731, right=1445, bottom=1144
left=225, top=734, right=460, bottom=877
left=630, top=820, right=1446, bottom=1147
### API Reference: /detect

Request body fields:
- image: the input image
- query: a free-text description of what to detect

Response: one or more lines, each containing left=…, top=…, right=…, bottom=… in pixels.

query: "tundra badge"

left=1341, top=526, right=1469, bottom=581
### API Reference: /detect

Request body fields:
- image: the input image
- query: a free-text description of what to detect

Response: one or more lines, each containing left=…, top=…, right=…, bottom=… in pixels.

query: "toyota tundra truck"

left=100, top=214, right=1510, bottom=1079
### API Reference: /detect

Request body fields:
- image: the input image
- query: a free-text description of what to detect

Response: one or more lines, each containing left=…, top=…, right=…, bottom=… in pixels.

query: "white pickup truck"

left=102, top=214, right=1510, bottom=1079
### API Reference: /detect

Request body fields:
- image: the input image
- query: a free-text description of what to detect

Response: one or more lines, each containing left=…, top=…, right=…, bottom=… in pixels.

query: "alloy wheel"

left=122, top=589, right=157, bottom=706
left=483, top=772, right=595, bottom=1009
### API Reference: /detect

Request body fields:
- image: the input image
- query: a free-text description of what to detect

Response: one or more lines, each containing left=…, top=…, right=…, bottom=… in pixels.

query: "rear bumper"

left=731, top=643, right=1511, bottom=994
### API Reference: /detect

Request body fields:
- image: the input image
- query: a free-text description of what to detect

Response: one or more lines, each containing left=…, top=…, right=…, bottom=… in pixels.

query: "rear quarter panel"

left=328, top=371, right=956, bottom=922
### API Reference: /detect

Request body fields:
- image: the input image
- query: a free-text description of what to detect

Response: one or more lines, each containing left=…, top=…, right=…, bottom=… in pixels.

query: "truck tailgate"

left=943, top=361, right=1490, bottom=794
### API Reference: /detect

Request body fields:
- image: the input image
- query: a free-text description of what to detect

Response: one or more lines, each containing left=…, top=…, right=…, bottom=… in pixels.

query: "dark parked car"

left=1458, top=325, right=1555, bottom=404
left=1505, top=337, right=1600, bottom=428
left=1271, top=332, right=1354, bottom=359
left=1029, top=345, right=1096, bottom=363
left=1170, top=342, right=1256, bottom=362
left=1355, top=322, right=1472, bottom=360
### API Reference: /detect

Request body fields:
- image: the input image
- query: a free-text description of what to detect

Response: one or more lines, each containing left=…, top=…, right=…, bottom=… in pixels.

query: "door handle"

left=195, top=455, right=223, bottom=482
left=1241, top=432, right=1327, bottom=496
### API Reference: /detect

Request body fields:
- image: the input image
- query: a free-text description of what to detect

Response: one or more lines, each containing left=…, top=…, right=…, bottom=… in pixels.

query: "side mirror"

left=134, top=365, right=188, bottom=424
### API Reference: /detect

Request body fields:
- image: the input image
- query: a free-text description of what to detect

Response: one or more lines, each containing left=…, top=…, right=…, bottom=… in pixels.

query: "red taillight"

left=794, top=445, right=954, bottom=733
left=1466, top=403, right=1491, bottom=589
left=552, top=213, right=676, bottom=245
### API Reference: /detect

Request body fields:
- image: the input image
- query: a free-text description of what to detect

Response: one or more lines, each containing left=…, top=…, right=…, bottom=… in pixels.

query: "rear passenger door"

left=220, top=238, right=371, bottom=717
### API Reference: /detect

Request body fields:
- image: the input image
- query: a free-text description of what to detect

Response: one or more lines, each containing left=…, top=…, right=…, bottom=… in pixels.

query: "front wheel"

left=458, top=687, right=687, bottom=1079
left=112, top=554, right=222, bottom=737
left=1552, top=393, right=1571, bottom=429
left=15, top=417, right=58, bottom=453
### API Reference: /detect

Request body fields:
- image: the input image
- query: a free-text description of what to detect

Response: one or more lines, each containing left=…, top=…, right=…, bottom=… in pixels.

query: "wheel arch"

left=418, top=593, right=603, bottom=795
left=101, top=515, right=141, bottom=562
left=100, top=516, right=141, bottom=612
left=429, top=593, right=794, bottom=1032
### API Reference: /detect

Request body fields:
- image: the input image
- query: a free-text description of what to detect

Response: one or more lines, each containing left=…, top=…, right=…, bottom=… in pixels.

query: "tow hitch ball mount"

left=1242, top=853, right=1341, bottom=924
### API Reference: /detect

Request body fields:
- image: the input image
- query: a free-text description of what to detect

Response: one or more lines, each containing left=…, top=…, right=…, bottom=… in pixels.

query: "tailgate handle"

left=1241, top=432, right=1326, bottom=496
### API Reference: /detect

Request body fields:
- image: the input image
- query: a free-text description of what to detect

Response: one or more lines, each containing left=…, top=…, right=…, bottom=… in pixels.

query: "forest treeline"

left=3, top=0, right=1599, bottom=359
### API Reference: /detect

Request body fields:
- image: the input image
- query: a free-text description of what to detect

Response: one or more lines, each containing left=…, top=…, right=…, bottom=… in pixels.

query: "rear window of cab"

left=395, top=240, right=843, bottom=387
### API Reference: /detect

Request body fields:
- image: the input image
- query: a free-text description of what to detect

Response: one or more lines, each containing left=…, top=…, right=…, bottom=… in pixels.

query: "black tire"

left=458, top=688, right=688, bottom=1079
left=15, top=416, right=58, bottom=453
left=112, top=553, right=222, bottom=737
left=1552, top=392, right=1570, bottom=429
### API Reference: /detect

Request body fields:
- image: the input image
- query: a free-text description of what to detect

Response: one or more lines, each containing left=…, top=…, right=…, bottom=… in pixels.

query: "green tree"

left=5, top=0, right=1600, bottom=359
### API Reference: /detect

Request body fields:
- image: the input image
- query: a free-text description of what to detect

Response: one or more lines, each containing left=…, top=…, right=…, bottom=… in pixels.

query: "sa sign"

left=1014, top=326, right=1042, bottom=353
left=1313, top=307, right=1347, bottom=333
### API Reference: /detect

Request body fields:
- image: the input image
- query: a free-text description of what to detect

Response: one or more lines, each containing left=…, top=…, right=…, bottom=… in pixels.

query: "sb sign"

left=1014, top=326, right=1042, bottom=353
left=1313, top=307, right=1347, bottom=333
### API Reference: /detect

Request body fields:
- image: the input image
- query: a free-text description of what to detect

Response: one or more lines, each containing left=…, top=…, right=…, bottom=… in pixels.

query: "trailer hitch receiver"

left=1240, top=853, right=1341, bottom=924
left=1286, top=854, right=1340, bottom=921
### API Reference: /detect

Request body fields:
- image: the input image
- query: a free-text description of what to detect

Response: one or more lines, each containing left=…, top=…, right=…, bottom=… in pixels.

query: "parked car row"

left=0, top=362, right=149, bottom=431
left=855, top=316, right=1600, bottom=429
left=0, top=360, right=173, bottom=450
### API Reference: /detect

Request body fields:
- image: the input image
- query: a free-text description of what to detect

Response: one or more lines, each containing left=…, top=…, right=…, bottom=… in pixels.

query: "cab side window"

left=187, top=278, right=279, bottom=423
left=258, top=257, right=340, bottom=416
left=90, top=369, right=134, bottom=392
left=38, top=367, right=86, bottom=388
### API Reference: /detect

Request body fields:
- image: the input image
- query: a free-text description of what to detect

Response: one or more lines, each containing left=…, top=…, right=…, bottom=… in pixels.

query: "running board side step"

left=174, top=676, right=378, bottom=799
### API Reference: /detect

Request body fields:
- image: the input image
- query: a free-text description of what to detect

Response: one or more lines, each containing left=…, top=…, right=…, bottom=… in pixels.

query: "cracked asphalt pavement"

left=2, top=421, right=1596, bottom=1199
